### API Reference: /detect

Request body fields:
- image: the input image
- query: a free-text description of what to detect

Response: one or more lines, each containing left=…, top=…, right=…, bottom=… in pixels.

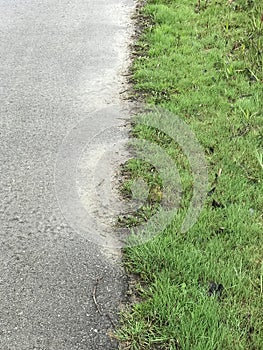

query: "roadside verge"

left=116, top=0, right=263, bottom=349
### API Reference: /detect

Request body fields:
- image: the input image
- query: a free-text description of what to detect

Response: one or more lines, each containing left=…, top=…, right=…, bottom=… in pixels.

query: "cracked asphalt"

left=0, top=0, right=135, bottom=349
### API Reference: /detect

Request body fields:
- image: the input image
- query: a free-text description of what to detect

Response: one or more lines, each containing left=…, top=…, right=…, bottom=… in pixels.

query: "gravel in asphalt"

left=0, top=0, right=135, bottom=349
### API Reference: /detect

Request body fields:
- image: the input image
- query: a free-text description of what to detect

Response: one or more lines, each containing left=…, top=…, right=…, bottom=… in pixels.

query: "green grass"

left=117, top=0, right=263, bottom=349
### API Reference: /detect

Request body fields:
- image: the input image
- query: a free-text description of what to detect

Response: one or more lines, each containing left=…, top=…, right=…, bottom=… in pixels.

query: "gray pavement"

left=0, top=0, right=135, bottom=349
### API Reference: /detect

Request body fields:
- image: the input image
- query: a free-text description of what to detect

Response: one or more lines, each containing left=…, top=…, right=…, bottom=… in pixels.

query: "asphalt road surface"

left=0, top=1, right=134, bottom=349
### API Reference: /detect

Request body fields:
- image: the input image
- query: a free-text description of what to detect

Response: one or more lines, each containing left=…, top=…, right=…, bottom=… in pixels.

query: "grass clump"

left=117, top=0, right=263, bottom=349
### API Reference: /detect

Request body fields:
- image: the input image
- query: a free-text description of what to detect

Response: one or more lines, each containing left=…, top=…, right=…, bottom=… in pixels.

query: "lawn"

left=116, top=0, right=263, bottom=349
